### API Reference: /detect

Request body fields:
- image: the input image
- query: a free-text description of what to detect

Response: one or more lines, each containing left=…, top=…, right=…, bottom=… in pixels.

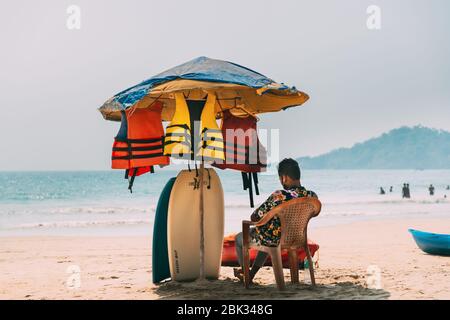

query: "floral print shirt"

left=250, top=185, right=317, bottom=247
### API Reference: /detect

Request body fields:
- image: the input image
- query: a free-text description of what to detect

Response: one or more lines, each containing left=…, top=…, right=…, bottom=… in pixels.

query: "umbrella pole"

left=199, top=160, right=205, bottom=280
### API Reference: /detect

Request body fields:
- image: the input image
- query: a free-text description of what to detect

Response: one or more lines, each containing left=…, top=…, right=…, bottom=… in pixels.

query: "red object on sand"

left=221, top=234, right=319, bottom=268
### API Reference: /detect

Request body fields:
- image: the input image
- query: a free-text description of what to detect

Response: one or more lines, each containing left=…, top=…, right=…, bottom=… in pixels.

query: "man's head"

left=277, top=158, right=301, bottom=190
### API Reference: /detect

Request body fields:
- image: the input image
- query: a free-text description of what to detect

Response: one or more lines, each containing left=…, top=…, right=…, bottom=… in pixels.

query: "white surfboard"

left=167, top=168, right=224, bottom=281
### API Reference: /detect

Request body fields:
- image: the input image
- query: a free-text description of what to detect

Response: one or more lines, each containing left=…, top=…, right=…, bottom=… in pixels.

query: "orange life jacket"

left=111, top=102, right=169, bottom=192
left=212, top=110, right=267, bottom=207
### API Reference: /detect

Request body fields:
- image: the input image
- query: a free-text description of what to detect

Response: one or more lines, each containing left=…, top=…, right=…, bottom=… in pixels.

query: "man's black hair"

left=277, top=158, right=301, bottom=180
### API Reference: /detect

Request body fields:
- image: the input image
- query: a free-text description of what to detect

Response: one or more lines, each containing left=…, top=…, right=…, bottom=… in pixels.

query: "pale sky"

left=1, top=0, right=449, bottom=170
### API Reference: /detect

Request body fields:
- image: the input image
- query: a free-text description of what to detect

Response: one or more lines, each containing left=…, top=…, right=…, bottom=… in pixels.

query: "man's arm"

left=250, top=190, right=284, bottom=222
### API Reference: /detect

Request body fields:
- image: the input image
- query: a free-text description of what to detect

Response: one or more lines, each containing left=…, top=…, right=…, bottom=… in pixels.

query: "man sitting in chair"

left=234, top=158, right=318, bottom=283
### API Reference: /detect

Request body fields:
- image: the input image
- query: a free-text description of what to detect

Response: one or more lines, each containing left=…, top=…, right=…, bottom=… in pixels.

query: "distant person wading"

left=402, top=183, right=411, bottom=199
left=428, top=184, right=435, bottom=196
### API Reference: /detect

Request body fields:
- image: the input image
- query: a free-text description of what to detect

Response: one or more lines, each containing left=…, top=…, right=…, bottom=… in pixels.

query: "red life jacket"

left=111, top=102, right=169, bottom=192
left=213, top=110, right=267, bottom=207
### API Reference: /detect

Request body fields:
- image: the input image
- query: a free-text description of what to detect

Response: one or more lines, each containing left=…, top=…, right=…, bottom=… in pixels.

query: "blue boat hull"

left=409, top=229, right=450, bottom=256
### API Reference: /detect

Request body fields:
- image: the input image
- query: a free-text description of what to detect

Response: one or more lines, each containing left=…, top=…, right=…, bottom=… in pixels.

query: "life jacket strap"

left=248, top=172, right=254, bottom=208
left=199, top=155, right=226, bottom=162
left=112, top=152, right=165, bottom=160
left=164, top=124, right=192, bottom=158
left=202, top=136, right=224, bottom=143
left=201, top=128, right=222, bottom=134
left=128, top=168, right=137, bottom=193
left=241, top=172, right=249, bottom=190
left=200, top=130, right=224, bottom=153
left=113, top=137, right=165, bottom=159
left=241, top=172, right=259, bottom=207
left=206, top=168, right=211, bottom=189
left=201, top=144, right=225, bottom=152
left=253, top=172, right=260, bottom=195
left=224, top=143, right=265, bottom=163
left=165, top=125, right=191, bottom=141
left=163, top=140, right=192, bottom=148
left=165, top=132, right=192, bottom=142
left=166, top=124, right=190, bottom=131
left=201, top=128, right=224, bottom=140
left=224, top=141, right=248, bottom=150
left=126, top=166, right=156, bottom=193
left=112, top=145, right=164, bottom=152
left=115, top=137, right=164, bottom=144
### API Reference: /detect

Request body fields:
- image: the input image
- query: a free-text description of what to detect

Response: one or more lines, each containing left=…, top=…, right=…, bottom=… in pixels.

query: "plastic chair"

left=242, top=197, right=321, bottom=290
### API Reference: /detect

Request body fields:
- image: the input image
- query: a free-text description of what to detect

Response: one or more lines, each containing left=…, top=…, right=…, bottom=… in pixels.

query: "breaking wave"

left=10, top=219, right=151, bottom=230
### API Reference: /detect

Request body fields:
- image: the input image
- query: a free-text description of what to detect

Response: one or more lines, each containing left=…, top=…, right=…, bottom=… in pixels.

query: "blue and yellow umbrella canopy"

left=99, top=56, right=309, bottom=122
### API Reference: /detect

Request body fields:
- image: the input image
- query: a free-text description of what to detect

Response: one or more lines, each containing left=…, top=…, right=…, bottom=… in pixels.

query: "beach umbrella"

left=99, top=56, right=310, bottom=280
left=99, top=56, right=309, bottom=121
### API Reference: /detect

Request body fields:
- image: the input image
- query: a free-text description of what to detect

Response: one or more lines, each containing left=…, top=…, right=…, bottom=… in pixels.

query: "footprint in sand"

left=99, top=276, right=120, bottom=280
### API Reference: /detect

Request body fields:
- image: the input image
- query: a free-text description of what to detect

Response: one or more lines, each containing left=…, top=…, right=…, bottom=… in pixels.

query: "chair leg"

left=305, top=244, right=316, bottom=287
left=288, top=249, right=299, bottom=284
left=243, top=243, right=251, bottom=289
left=270, top=247, right=285, bottom=290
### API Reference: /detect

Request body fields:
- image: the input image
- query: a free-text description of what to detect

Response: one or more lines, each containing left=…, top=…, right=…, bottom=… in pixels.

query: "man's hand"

left=250, top=214, right=260, bottom=222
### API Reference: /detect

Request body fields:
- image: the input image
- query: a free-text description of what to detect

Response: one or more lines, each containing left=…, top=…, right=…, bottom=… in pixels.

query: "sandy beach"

left=1, top=216, right=448, bottom=300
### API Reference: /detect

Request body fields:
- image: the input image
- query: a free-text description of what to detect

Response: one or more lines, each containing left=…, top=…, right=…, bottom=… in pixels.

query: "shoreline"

left=0, top=216, right=449, bottom=300
left=1, top=211, right=448, bottom=238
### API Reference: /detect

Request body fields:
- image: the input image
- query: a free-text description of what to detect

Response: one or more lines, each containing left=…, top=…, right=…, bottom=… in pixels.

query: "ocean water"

left=0, top=169, right=449, bottom=236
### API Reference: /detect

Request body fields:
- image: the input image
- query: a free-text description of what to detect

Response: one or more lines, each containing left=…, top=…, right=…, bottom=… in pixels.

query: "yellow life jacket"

left=164, top=93, right=192, bottom=159
left=196, top=93, right=225, bottom=161
left=163, top=93, right=224, bottom=161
